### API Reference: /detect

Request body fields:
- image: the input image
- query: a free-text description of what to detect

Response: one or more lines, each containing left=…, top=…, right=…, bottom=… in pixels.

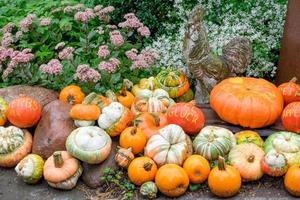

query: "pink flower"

left=2, top=23, right=15, bottom=33
left=19, top=14, right=36, bottom=32
left=100, top=6, right=115, bottom=14
left=140, top=49, right=159, bottom=65
left=39, top=59, right=63, bottom=75
left=74, top=4, right=85, bottom=11
left=118, top=13, right=142, bottom=29
left=94, top=5, right=103, bottom=12
left=97, top=45, right=110, bottom=58
left=55, top=42, right=65, bottom=50
left=58, top=47, right=74, bottom=60
left=74, top=64, right=100, bottom=82
left=64, top=6, right=73, bottom=13
left=131, top=57, right=149, bottom=69
left=109, top=58, right=120, bottom=66
left=1, top=33, right=13, bottom=48
left=2, top=66, right=13, bottom=79
left=138, top=26, right=150, bottom=37
left=16, top=31, right=23, bottom=39
left=106, top=25, right=117, bottom=29
left=97, top=26, right=104, bottom=35
left=125, top=48, right=138, bottom=60
left=109, top=30, right=124, bottom=46
left=0, top=47, right=13, bottom=62
left=124, top=13, right=136, bottom=19
left=39, top=18, right=51, bottom=26
left=98, top=58, right=120, bottom=74
left=74, top=8, right=95, bottom=23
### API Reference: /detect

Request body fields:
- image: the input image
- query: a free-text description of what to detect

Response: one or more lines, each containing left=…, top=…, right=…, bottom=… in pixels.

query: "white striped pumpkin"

left=144, top=124, right=191, bottom=166
left=193, top=126, right=236, bottom=161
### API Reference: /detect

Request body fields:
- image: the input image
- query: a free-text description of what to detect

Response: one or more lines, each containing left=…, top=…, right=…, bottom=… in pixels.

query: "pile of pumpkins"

left=0, top=69, right=300, bottom=199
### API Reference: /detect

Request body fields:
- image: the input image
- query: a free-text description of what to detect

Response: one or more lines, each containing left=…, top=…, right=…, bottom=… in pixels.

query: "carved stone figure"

left=183, top=5, right=252, bottom=103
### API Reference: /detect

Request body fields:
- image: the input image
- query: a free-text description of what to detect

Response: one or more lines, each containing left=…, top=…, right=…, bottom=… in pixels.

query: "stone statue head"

left=187, top=5, right=205, bottom=27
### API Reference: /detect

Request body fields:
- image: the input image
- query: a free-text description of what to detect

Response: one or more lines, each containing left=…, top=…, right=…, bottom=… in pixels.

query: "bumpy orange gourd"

left=281, top=102, right=300, bottom=133
left=7, top=96, right=42, bottom=128
left=278, top=77, right=300, bottom=105
left=128, top=157, right=157, bottom=186
left=208, top=157, right=241, bottom=197
left=119, top=127, right=147, bottom=154
left=284, top=165, right=300, bottom=196
left=155, top=164, right=189, bottom=197
left=183, top=155, right=210, bottom=184
left=70, top=104, right=101, bottom=121
left=0, top=97, right=8, bottom=126
left=59, top=85, right=85, bottom=105
left=210, top=77, right=283, bottom=128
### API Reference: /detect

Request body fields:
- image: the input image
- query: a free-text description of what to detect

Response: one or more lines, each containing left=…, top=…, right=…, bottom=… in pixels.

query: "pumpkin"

left=208, top=156, right=241, bottom=198
left=98, top=102, right=133, bottom=137
left=166, top=101, right=205, bottom=135
left=74, top=120, right=95, bottom=127
left=156, top=69, right=190, bottom=98
left=140, top=181, right=158, bottom=199
left=128, top=157, right=157, bottom=186
left=228, top=143, right=264, bottom=181
left=264, top=131, right=300, bottom=166
left=59, top=85, right=85, bottom=105
left=70, top=104, right=101, bottom=121
left=0, top=126, right=32, bottom=167
left=235, top=130, right=264, bottom=148
left=15, top=154, right=44, bottom=184
left=66, top=126, right=112, bottom=164
left=260, top=149, right=288, bottom=177
left=174, top=88, right=194, bottom=103
left=117, top=81, right=135, bottom=108
left=7, top=96, right=42, bottom=128
left=210, top=77, right=284, bottom=128
left=281, top=102, right=300, bottom=133
left=82, top=92, right=111, bottom=109
left=119, top=127, right=147, bottom=154
left=193, top=126, right=236, bottom=161
left=155, top=164, right=189, bottom=197
left=114, top=147, right=134, bottom=168
left=134, top=112, right=168, bottom=139
left=183, top=155, right=210, bottom=184
left=131, top=77, right=159, bottom=97
left=0, top=96, right=8, bottom=126
left=278, top=77, right=300, bottom=105
left=44, top=151, right=82, bottom=190
left=284, top=165, right=300, bottom=196
left=144, top=124, right=192, bottom=166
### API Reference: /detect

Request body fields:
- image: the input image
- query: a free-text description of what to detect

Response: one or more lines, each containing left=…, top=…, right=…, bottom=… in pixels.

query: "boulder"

left=81, top=139, right=118, bottom=188
left=0, top=85, right=58, bottom=107
left=32, top=100, right=76, bottom=159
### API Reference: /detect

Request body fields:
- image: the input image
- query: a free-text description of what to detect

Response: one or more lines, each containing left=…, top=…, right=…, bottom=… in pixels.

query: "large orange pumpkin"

left=166, top=101, right=205, bottom=135
left=7, top=96, right=42, bottom=128
left=284, top=165, right=300, bottom=196
left=210, top=77, right=283, bottom=128
left=59, top=85, right=85, bottom=105
left=281, top=102, right=300, bottom=133
left=278, top=77, right=300, bottom=105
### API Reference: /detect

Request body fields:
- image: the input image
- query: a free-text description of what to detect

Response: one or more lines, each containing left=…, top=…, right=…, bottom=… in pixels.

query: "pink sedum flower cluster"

left=64, top=4, right=85, bottom=13
left=19, top=14, right=36, bottom=32
left=98, top=58, right=120, bottom=73
left=55, top=42, right=65, bottom=50
left=118, top=13, right=151, bottom=37
left=58, top=47, right=74, bottom=60
left=2, top=23, right=15, bottom=33
left=74, top=64, right=100, bottom=82
left=125, top=48, right=138, bottom=60
left=1, top=33, right=13, bottom=48
left=109, top=30, right=124, bottom=46
left=39, top=18, right=51, bottom=26
left=96, top=6, right=115, bottom=22
left=131, top=49, right=159, bottom=70
left=137, top=26, right=151, bottom=37
left=39, top=59, right=63, bottom=75
left=97, top=45, right=110, bottom=58
left=74, top=8, right=95, bottom=23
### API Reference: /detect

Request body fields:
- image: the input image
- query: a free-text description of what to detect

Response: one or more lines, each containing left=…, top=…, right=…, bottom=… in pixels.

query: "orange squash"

left=281, top=102, right=300, bottom=133
left=210, top=77, right=283, bottom=128
left=284, top=165, right=300, bottom=196
left=59, top=85, right=85, bottom=105
left=0, top=97, right=8, bottom=126
left=70, top=104, right=101, bottom=121
left=119, top=127, right=147, bottom=154
left=128, top=157, right=157, bottom=186
left=117, top=82, right=135, bottom=108
left=208, top=156, right=241, bottom=197
left=183, top=155, right=210, bottom=184
left=114, top=147, right=134, bottom=168
left=7, top=96, right=42, bottom=128
left=155, top=164, right=189, bottom=197
left=278, top=77, right=300, bottom=105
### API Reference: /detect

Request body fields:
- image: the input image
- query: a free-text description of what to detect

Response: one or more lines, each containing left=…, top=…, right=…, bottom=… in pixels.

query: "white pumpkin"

left=74, top=120, right=95, bottom=127
left=144, top=124, right=191, bottom=166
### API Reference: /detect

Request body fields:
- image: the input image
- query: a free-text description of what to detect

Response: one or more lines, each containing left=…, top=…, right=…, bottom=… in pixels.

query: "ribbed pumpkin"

left=166, top=101, right=205, bottom=135
left=7, top=96, right=42, bottom=128
left=228, top=143, right=265, bottom=181
left=278, top=77, right=300, bottom=105
left=281, top=102, right=300, bottom=133
left=210, top=77, right=283, bottom=128
left=131, top=77, right=159, bottom=97
left=260, top=150, right=288, bottom=177
left=0, top=96, right=8, bottom=126
left=144, top=124, right=192, bottom=166
left=98, top=102, right=134, bottom=137
left=59, top=85, right=85, bottom=105
left=66, top=126, right=112, bottom=164
left=140, top=181, right=158, bottom=199
left=0, top=126, right=32, bottom=167
left=114, top=147, right=134, bottom=168
left=193, top=126, right=236, bottom=161
left=235, top=130, right=264, bottom=148
left=284, top=165, right=300, bottom=196
left=183, top=155, right=210, bottom=184
left=119, top=127, right=147, bottom=154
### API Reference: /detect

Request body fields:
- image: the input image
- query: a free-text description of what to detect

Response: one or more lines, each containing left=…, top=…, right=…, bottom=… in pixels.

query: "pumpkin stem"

left=208, top=133, right=214, bottom=143
left=53, top=152, right=64, bottom=168
left=151, top=113, right=160, bottom=126
left=130, top=127, right=137, bottom=135
left=296, top=92, right=300, bottom=97
left=144, top=162, right=153, bottom=171
left=217, top=156, right=226, bottom=171
left=121, top=83, right=127, bottom=96
left=247, top=155, right=255, bottom=163
left=290, top=77, right=297, bottom=83
left=67, top=95, right=75, bottom=104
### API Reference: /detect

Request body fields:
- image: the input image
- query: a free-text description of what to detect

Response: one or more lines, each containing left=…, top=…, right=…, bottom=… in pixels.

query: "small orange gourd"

left=114, top=147, right=134, bottom=168
left=284, top=165, right=300, bottom=196
left=59, top=85, right=85, bottom=105
left=119, top=127, right=147, bottom=154
left=70, top=104, right=101, bottom=121
left=117, top=82, right=135, bottom=108
left=183, top=155, right=210, bottom=184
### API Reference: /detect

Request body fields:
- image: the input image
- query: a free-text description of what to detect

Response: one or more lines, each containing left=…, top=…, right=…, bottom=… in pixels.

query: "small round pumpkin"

left=183, top=155, right=210, bottom=184
left=208, top=156, right=241, bottom=198
left=66, top=126, right=112, bottom=164
left=278, top=77, right=300, bottom=105
left=7, top=96, right=42, bottom=128
left=284, top=165, right=300, bottom=196
left=59, top=85, right=85, bottom=105
left=70, top=104, right=100, bottom=121
left=228, top=143, right=265, bottom=181
left=260, top=149, right=288, bottom=177
left=114, top=147, right=134, bottom=168
left=235, top=130, right=264, bottom=148
left=117, top=83, right=135, bottom=108
left=0, top=126, right=32, bottom=167
left=281, top=102, right=300, bottom=133
left=119, top=127, right=147, bottom=154
left=0, top=96, right=8, bottom=126
left=128, top=157, right=157, bottom=186
left=15, top=154, right=44, bottom=184
left=155, top=164, right=189, bottom=197
left=140, top=181, right=158, bottom=199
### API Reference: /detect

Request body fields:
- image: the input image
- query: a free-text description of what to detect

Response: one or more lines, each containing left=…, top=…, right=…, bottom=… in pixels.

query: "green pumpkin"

left=193, top=126, right=236, bottom=161
left=140, top=181, right=158, bottom=199
left=131, top=77, right=159, bottom=96
left=174, top=88, right=194, bottom=102
left=15, top=154, right=44, bottom=184
left=264, top=131, right=300, bottom=166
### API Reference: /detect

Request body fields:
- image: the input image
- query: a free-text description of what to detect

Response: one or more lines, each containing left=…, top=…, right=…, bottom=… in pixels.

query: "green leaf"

left=110, top=72, right=121, bottom=84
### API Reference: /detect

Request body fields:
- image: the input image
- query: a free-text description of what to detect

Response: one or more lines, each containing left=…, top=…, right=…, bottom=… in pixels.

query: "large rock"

left=32, top=100, right=76, bottom=159
left=0, top=85, right=58, bottom=107
left=81, top=139, right=118, bottom=188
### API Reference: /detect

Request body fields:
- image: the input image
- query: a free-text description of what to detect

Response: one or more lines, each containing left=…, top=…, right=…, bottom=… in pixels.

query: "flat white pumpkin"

left=98, top=102, right=124, bottom=129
